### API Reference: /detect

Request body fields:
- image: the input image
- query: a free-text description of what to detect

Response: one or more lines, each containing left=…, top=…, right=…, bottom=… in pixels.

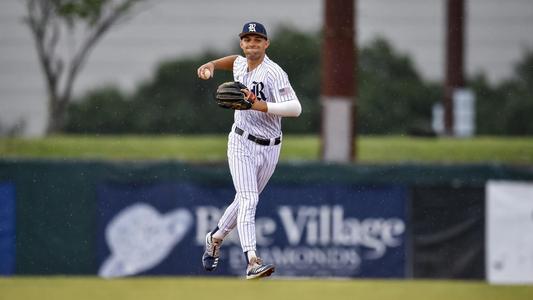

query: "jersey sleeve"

left=268, top=68, right=297, bottom=103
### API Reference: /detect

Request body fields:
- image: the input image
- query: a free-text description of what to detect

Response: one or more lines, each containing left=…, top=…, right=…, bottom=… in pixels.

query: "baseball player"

left=196, top=21, right=302, bottom=279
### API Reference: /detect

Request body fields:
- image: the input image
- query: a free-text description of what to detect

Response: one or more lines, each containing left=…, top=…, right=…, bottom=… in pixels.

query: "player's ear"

left=265, top=39, right=270, bottom=49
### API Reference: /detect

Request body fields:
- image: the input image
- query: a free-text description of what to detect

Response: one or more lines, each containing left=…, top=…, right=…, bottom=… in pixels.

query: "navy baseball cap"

left=239, top=22, right=268, bottom=39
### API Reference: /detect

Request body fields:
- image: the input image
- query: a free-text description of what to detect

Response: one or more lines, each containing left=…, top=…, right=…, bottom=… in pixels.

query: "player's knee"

left=236, top=191, right=259, bottom=218
left=237, top=191, right=259, bottom=206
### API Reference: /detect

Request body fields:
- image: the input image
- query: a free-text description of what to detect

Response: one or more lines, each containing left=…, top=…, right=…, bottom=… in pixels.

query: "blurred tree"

left=471, top=50, right=533, bottom=135
left=128, top=54, right=234, bottom=134
left=24, top=0, right=145, bottom=135
left=67, top=53, right=235, bottom=134
left=66, top=31, right=443, bottom=135
left=469, top=74, right=507, bottom=135
left=358, top=38, right=442, bottom=134
left=65, top=86, right=133, bottom=133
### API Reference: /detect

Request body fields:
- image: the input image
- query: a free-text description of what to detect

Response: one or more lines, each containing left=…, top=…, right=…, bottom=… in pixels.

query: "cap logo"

left=248, top=23, right=256, bottom=32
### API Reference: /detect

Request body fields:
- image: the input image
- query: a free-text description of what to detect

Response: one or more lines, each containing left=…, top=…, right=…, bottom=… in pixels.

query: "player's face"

left=240, top=34, right=269, bottom=61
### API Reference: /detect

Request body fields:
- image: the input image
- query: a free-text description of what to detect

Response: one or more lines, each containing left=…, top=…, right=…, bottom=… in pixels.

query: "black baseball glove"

left=215, top=81, right=253, bottom=110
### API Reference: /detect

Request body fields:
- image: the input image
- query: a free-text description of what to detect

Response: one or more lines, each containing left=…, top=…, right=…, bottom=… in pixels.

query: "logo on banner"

left=96, top=182, right=408, bottom=277
left=195, top=205, right=405, bottom=276
left=99, top=203, right=193, bottom=277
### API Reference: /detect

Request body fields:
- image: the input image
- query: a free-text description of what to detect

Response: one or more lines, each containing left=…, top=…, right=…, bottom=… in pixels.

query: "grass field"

left=0, top=277, right=532, bottom=300
left=1, top=135, right=532, bottom=164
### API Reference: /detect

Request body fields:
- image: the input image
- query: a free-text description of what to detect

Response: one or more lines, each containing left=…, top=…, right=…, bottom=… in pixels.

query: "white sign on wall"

left=486, top=180, right=533, bottom=285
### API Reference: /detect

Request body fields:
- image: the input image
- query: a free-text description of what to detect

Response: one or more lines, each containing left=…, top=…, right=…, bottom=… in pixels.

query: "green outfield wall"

left=1, top=159, right=532, bottom=277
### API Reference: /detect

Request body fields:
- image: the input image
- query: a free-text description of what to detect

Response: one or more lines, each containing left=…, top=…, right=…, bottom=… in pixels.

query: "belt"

left=234, top=127, right=281, bottom=146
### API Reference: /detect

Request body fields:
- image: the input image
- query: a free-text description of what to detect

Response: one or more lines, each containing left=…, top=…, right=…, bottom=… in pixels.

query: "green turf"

left=0, top=135, right=532, bottom=164
left=358, top=136, right=533, bottom=164
left=0, top=277, right=531, bottom=300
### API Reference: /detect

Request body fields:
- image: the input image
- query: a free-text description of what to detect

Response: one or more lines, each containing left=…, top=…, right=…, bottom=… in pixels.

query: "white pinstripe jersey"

left=232, top=55, right=297, bottom=139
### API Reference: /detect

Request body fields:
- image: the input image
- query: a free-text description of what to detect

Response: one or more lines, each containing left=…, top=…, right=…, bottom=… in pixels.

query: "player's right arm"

left=197, top=55, right=238, bottom=80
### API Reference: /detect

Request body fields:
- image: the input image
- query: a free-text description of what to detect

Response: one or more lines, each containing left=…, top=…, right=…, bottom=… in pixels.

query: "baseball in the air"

left=203, top=69, right=211, bottom=79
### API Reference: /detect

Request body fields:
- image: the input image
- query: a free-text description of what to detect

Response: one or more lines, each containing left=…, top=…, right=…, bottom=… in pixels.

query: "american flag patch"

left=279, top=87, right=291, bottom=96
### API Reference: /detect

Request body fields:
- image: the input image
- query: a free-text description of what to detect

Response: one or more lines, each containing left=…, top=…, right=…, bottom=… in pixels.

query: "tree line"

left=65, top=27, right=533, bottom=135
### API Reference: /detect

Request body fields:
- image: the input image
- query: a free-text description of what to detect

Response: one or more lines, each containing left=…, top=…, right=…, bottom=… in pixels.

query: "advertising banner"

left=486, top=180, right=533, bottom=285
left=96, top=182, right=407, bottom=278
left=0, top=182, right=15, bottom=275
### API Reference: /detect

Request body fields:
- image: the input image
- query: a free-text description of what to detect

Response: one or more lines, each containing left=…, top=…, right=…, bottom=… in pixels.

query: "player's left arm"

left=265, top=98, right=301, bottom=117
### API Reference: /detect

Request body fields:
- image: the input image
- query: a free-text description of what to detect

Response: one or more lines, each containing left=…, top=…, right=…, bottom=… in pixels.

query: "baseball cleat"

left=202, top=232, right=223, bottom=271
left=246, top=257, right=275, bottom=280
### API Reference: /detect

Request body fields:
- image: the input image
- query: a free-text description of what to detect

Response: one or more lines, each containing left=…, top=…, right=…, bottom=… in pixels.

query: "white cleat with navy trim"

left=246, top=257, right=275, bottom=280
left=202, top=232, right=222, bottom=271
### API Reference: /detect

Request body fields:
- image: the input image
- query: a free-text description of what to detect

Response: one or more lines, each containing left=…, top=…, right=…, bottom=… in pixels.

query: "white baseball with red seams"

left=203, top=68, right=211, bottom=79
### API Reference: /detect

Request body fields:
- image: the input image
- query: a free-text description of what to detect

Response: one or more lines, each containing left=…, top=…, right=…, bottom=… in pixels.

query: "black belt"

left=234, top=127, right=281, bottom=146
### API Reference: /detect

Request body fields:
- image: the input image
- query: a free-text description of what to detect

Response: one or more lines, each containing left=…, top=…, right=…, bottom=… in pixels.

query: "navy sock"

left=211, top=226, right=220, bottom=235
left=244, top=251, right=257, bottom=264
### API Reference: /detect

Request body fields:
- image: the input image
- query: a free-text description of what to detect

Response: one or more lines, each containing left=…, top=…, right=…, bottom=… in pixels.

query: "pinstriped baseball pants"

left=216, top=129, right=281, bottom=252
